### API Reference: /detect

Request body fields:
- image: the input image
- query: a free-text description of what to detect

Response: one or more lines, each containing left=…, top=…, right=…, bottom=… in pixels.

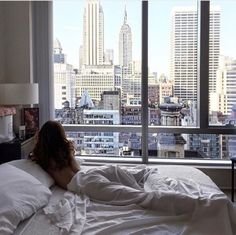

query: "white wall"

left=0, top=1, right=31, bottom=83
left=0, top=2, right=5, bottom=82
left=0, top=1, right=54, bottom=126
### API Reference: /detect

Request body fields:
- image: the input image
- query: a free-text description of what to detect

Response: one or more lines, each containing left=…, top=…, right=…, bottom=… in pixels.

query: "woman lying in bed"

left=30, top=120, right=210, bottom=215
left=30, top=120, right=80, bottom=189
left=30, top=120, right=146, bottom=193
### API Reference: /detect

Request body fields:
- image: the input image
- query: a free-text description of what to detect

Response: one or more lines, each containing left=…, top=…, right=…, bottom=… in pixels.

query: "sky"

left=53, top=0, right=236, bottom=77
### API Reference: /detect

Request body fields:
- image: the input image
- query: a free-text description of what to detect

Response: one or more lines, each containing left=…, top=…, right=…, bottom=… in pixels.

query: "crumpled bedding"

left=22, top=165, right=236, bottom=235
left=43, top=192, right=89, bottom=234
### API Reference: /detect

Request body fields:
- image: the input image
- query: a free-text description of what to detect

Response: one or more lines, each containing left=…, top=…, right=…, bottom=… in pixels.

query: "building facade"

left=119, top=7, right=132, bottom=67
left=82, top=109, right=120, bottom=155
left=158, top=102, right=186, bottom=158
left=75, top=65, right=115, bottom=101
left=83, top=0, right=104, bottom=65
left=170, top=6, right=221, bottom=109
left=101, top=90, right=120, bottom=111
left=53, top=39, right=76, bottom=109
left=212, top=56, right=236, bottom=116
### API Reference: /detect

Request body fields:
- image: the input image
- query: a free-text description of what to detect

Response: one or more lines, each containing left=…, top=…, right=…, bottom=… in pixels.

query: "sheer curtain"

left=31, top=1, right=54, bottom=126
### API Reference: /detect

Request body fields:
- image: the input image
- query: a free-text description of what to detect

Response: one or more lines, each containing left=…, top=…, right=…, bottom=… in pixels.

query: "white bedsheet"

left=13, top=186, right=64, bottom=235
left=14, top=165, right=236, bottom=235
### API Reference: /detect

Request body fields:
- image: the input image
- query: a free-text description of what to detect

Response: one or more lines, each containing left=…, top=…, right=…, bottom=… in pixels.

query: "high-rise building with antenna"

left=119, top=6, right=132, bottom=67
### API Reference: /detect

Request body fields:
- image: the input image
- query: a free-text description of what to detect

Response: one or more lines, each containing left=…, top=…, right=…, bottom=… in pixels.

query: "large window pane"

left=148, top=132, right=234, bottom=160
left=66, top=131, right=142, bottom=158
left=53, top=1, right=234, bottom=162
left=53, top=0, right=141, bottom=126
left=149, top=0, right=198, bottom=128
left=209, top=1, right=236, bottom=129
left=53, top=0, right=141, bottom=159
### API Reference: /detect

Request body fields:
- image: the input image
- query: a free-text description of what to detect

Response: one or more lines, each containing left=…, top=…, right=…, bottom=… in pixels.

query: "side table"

left=0, top=137, right=35, bottom=164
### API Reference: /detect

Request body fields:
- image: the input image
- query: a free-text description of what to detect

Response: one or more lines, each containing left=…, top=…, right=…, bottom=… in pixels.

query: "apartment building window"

left=52, top=0, right=236, bottom=164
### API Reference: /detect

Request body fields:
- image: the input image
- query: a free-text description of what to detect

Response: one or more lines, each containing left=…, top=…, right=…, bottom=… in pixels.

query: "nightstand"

left=0, top=137, right=35, bottom=164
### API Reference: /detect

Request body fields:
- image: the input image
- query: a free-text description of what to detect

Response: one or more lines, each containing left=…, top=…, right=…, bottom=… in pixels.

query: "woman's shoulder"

left=71, top=156, right=80, bottom=172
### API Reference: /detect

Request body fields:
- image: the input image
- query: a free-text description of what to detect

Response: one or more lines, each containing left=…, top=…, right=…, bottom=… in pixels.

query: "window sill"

left=76, top=156, right=231, bottom=169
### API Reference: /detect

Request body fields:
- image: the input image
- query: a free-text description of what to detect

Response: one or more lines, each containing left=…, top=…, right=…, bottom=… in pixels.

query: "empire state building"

left=83, top=0, right=104, bottom=66
left=119, top=7, right=132, bottom=67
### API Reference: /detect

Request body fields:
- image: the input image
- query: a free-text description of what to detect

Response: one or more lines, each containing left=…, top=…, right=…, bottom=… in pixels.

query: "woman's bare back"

left=48, top=157, right=80, bottom=189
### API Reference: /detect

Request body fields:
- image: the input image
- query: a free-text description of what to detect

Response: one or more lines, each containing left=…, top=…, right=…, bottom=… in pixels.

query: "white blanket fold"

left=43, top=192, right=89, bottom=235
left=67, top=165, right=216, bottom=215
left=43, top=165, right=236, bottom=235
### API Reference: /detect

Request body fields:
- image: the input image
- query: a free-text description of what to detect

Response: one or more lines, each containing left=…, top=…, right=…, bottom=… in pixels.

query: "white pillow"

left=0, top=164, right=52, bottom=234
left=7, top=159, right=54, bottom=188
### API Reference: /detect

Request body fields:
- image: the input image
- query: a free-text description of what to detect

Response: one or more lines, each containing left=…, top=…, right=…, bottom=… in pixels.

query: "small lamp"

left=0, top=83, right=39, bottom=142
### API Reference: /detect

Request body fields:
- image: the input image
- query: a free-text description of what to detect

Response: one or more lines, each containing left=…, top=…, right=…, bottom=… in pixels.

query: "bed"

left=1, top=159, right=236, bottom=235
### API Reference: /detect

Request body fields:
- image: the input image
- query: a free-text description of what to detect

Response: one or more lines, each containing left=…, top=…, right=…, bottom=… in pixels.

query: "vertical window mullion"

left=198, top=0, right=209, bottom=128
left=142, top=0, right=148, bottom=164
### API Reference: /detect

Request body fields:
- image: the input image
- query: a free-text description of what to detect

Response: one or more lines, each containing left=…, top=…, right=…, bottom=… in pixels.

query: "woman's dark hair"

left=30, top=120, right=74, bottom=170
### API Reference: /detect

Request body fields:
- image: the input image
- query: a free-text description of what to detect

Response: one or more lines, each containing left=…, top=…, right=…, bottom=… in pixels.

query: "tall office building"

left=76, top=65, right=114, bottom=101
left=170, top=6, right=220, bottom=104
left=53, top=39, right=76, bottom=109
left=209, top=7, right=221, bottom=95
left=83, top=0, right=104, bottom=65
left=212, top=56, right=236, bottom=116
left=82, top=109, right=120, bottom=155
left=119, top=7, right=132, bottom=67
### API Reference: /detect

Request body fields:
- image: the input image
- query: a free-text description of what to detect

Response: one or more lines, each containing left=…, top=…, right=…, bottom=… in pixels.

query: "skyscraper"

left=209, top=7, right=221, bottom=95
left=119, top=7, right=132, bottom=67
left=170, top=6, right=220, bottom=104
left=53, top=39, right=76, bottom=109
left=170, top=7, right=198, bottom=102
left=213, top=55, right=236, bottom=116
left=83, top=0, right=104, bottom=66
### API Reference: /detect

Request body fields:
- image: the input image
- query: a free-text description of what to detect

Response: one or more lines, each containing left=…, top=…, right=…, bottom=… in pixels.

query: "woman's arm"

left=68, top=141, right=80, bottom=171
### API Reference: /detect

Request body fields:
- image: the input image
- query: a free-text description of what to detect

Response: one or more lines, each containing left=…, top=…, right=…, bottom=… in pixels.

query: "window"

left=209, top=1, right=236, bottom=126
left=53, top=0, right=235, bottom=163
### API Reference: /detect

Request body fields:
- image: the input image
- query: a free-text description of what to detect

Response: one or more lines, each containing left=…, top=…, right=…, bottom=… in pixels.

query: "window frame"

left=37, top=0, right=236, bottom=165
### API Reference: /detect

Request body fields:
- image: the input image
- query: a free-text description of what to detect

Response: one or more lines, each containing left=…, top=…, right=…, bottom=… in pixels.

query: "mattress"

left=13, top=164, right=236, bottom=235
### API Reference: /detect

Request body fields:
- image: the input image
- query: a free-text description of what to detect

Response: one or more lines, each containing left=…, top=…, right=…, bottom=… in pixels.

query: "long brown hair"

left=30, top=120, right=75, bottom=170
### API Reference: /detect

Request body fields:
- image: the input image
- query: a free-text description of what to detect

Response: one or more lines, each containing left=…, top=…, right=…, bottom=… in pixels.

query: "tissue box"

left=0, top=107, right=16, bottom=143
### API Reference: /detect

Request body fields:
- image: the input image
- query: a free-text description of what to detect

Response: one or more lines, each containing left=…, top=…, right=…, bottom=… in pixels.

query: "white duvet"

left=19, top=165, right=236, bottom=235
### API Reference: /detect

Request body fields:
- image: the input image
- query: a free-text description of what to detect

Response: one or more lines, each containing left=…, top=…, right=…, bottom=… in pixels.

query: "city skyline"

left=54, top=0, right=236, bottom=76
left=53, top=1, right=236, bottom=159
